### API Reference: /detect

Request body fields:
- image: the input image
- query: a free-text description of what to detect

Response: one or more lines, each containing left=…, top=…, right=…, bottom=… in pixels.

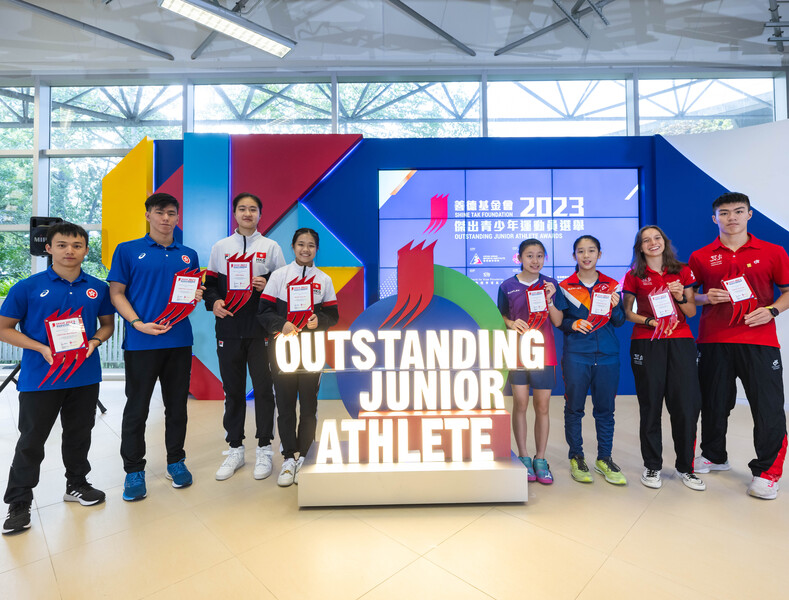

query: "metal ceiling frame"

left=1, top=0, right=174, bottom=61
left=385, top=0, right=476, bottom=57
left=495, top=0, right=616, bottom=56
left=766, top=0, right=787, bottom=52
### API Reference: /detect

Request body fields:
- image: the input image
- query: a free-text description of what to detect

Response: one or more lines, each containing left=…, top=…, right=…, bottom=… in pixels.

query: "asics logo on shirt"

left=40, top=290, right=49, bottom=297
left=138, top=253, right=146, bottom=260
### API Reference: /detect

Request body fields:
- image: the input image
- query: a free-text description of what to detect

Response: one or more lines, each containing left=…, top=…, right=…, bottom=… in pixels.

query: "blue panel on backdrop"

left=182, top=134, right=229, bottom=384
left=153, top=139, right=184, bottom=189
left=317, top=372, right=339, bottom=400
left=266, top=204, right=299, bottom=264
left=298, top=204, right=362, bottom=267
left=182, top=133, right=230, bottom=266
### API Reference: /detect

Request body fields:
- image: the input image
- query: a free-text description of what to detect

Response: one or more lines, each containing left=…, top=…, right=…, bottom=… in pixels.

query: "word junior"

left=274, top=328, right=546, bottom=465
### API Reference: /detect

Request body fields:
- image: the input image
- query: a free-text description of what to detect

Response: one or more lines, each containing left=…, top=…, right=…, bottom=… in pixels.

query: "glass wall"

left=638, top=78, right=775, bottom=135
left=195, top=83, right=332, bottom=134
left=0, top=86, right=34, bottom=149
left=338, top=81, right=481, bottom=137
left=0, top=158, right=33, bottom=225
left=488, top=80, right=627, bottom=137
left=51, top=85, right=183, bottom=148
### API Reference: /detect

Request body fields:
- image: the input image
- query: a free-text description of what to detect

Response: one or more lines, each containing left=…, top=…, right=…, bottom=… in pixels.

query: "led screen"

left=379, top=169, right=640, bottom=301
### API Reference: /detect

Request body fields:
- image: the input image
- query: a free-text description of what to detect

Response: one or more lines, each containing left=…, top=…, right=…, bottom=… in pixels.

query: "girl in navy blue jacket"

left=558, top=235, right=627, bottom=486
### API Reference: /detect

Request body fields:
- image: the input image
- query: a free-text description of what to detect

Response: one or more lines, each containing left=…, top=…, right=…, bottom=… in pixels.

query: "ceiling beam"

left=585, top=0, right=610, bottom=25
left=1, top=0, right=174, bottom=60
left=385, top=0, right=476, bottom=57
left=495, top=0, right=616, bottom=56
left=768, top=0, right=786, bottom=53
left=552, top=0, right=589, bottom=39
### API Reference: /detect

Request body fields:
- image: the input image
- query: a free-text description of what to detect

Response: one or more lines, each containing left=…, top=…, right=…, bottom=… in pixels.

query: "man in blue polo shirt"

left=0, top=222, right=115, bottom=534
left=108, top=192, right=203, bottom=501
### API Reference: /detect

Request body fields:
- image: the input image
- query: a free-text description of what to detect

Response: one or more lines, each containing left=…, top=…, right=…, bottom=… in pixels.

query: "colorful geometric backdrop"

left=102, top=133, right=364, bottom=399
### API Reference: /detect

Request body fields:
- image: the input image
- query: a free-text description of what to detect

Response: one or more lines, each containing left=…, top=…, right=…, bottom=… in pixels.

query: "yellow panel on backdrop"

left=321, top=267, right=361, bottom=294
left=101, top=137, right=153, bottom=269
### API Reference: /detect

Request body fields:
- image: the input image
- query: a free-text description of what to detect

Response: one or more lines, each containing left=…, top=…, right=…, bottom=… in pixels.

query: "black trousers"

left=273, top=372, right=321, bottom=459
left=631, top=338, right=700, bottom=473
left=217, top=337, right=276, bottom=447
left=698, top=343, right=787, bottom=480
left=5, top=383, right=99, bottom=504
left=121, top=347, right=191, bottom=473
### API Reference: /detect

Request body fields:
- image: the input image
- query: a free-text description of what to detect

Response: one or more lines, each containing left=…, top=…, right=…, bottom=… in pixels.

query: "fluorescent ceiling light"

left=158, top=0, right=296, bottom=58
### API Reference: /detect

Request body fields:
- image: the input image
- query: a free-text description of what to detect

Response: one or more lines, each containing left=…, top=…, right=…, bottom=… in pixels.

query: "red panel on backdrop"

left=229, top=134, right=362, bottom=234
left=154, top=165, right=184, bottom=230
left=324, top=269, right=365, bottom=369
left=189, top=355, right=224, bottom=400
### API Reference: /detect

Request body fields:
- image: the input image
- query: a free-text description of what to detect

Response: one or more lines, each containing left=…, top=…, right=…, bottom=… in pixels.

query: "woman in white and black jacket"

left=257, top=228, right=338, bottom=487
left=204, top=193, right=286, bottom=483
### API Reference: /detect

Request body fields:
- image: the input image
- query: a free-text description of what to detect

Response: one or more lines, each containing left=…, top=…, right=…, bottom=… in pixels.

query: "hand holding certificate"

left=39, top=308, right=90, bottom=387
left=586, top=282, right=616, bottom=332
left=525, top=283, right=549, bottom=330
left=224, top=253, right=255, bottom=313
left=721, top=272, right=757, bottom=326
left=153, top=267, right=206, bottom=326
left=284, top=275, right=315, bottom=333
left=647, top=286, right=679, bottom=340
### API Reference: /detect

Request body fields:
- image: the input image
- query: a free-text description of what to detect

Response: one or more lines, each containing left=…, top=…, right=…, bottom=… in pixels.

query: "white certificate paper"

left=171, top=275, right=200, bottom=304
left=288, top=283, right=312, bottom=312
left=722, top=276, right=753, bottom=302
left=527, top=289, right=547, bottom=313
left=649, top=291, right=675, bottom=318
left=49, top=317, right=86, bottom=353
left=590, top=292, right=612, bottom=316
left=228, top=262, right=251, bottom=291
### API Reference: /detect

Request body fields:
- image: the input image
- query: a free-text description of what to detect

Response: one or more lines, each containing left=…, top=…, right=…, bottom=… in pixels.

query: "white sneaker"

left=640, top=468, right=662, bottom=489
left=254, top=445, right=274, bottom=480
left=277, top=458, right=296, bottom=487
left=678, top=472, right=706, bottom=491
left=215, top=446, right=245, bottom=481
left=748, top=476, right=780, bottom=500
left=294, top=456, right=305, bottom=485
left=693, top=455, right=730, bottom=474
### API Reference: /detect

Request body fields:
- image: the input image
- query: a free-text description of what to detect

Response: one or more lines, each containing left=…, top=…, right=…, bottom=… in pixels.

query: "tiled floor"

left=0, top=378, right=786, bottom=600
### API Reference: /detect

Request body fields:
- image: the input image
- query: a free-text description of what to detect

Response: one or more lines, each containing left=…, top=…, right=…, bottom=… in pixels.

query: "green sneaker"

left=594, top=457, right=627, bottom=486
left=570, top=455, right=593, bottom=483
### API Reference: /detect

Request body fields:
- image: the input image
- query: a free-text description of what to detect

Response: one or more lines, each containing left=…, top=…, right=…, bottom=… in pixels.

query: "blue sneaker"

left=533, top=458, right=554, bottom=485
left=519, top=456, right=537, bottom=482
left=166, top=459, right=193, bottom=488
left=122, top=471, right=147, bottom=502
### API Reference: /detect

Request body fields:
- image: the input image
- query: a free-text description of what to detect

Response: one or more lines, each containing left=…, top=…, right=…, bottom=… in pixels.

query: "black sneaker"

left=64, top=482, right=106, bottom=506
left=3, top=501, right=32, bottom=534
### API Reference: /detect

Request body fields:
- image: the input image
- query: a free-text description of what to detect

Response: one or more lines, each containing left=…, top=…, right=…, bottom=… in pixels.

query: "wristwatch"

left=767, top=306, right=779, bottom=318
